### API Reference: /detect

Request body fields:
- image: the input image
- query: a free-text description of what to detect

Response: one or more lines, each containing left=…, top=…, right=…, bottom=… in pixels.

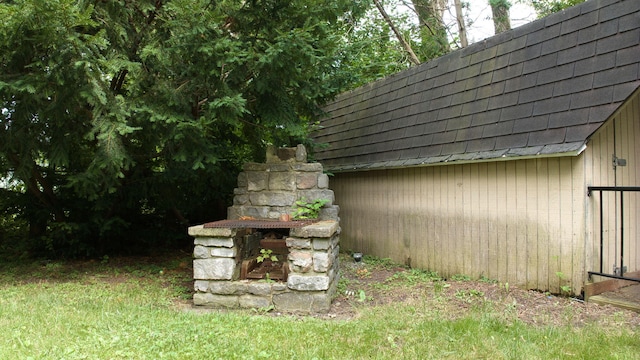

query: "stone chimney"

left=228, top=144, right=339, bottom=221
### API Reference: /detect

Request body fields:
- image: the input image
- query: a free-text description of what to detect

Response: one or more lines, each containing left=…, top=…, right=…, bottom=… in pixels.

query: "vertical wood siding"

left=585, top=91, right=640, bottom=278
left=331, top=157, right=586, bottom=293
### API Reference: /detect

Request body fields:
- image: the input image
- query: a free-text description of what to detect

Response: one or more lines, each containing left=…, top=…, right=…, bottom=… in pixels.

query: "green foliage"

left=490, top=0, right=512, bottom=33
left=433, top=279, right=451, bottom=293
left=362, top=255, right=397, bottom=269
left=252, top=304, right=275, bottom=314
left=291, top=197, right=329, bottom=220
left=528, top=0, right=586, bottom=18
left=479, top=275, right=498, bottom=284
left=455, top=289, right=485, bottom=303
left=337, top=276, right=351, bottom=295
left=490, top=0, right=512, bottom=6
left=256, top=248, right=278, bottom=263
left=0, top=188, right=28, bottom=259
left=337, top=0, right=455, bottom=89
left=336, top=3, right=414, bottom=88
left=450, top=274, right=472, bottom=282
left=0, top=0, right=367, bottom=257
left=358, top=289, right=368, bottom=302
left=556, top=271, right=572, bottom=295
left=412, top=0, right=450, bottom=60
left=501, top=282, right=510, bottom=295
left=388, top=268, right=442, bottom=285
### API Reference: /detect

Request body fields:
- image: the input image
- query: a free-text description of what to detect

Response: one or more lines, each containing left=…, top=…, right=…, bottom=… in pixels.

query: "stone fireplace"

left=187, top=145, right=340, bottom=313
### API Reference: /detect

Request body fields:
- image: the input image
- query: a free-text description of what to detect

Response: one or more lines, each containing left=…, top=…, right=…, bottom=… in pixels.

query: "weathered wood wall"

left=332, top=157, right=586, bottom=294
left=585, top=90, right=640, bottom=279
left=329, top=91, right=639, bottom=295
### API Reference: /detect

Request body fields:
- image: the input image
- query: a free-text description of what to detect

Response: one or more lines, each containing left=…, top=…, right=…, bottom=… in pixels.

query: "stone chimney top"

left=265, top=144, right=307, bottom=163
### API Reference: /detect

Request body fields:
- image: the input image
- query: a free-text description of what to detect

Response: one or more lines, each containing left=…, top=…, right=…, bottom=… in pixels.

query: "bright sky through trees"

left=391, top=0, right=537, bottom=45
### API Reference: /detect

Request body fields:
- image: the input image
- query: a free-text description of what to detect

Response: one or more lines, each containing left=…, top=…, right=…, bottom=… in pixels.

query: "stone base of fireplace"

left=189, top=220, right=340, bottom=313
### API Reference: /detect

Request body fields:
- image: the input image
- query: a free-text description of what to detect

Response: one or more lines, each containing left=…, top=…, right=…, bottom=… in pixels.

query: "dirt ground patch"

left=311, top=255, right=640, bottom=327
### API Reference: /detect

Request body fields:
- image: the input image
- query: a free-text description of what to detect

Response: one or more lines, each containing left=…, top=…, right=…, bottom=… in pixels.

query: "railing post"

left=620, top=191, right=624, bottom=276
left=599, top=190, right=603, bottom=274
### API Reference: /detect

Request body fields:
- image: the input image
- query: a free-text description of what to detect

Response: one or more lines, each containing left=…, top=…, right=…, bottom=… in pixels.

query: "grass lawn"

left=0, top=252, right=638, bottom=359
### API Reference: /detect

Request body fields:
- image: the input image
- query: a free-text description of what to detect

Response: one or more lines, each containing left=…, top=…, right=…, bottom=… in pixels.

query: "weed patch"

left=388, top=268, right=441, bottom=285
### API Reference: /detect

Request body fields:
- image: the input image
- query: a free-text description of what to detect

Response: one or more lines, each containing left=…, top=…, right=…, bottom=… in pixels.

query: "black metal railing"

left=587, top=186, right=640, bottom=283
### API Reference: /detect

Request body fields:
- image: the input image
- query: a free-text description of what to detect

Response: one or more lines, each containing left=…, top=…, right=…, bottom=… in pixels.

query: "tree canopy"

left=0, top=0, right=367, bottom=256
left=529, top=0, right=585, bottom=18
left=0, top=0, right=586, bottom=257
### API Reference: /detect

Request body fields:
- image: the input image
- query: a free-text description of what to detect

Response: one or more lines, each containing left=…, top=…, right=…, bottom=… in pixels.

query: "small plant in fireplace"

left=256, top=248, right=278, bottom=263
left=292, top=198, right=329, bottom=220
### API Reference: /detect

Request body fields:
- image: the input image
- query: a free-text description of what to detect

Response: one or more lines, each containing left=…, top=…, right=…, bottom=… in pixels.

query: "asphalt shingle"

left=596, top=30, right=639, bottom=55
left=561, top=9, right=598, bottom=35
left=461, top=98, right=490, bottom=116
left=455, top=126, right=484, bottom=142
left=613, top=81, right=640, bottom=102
left=523, top=53, right=558, bottom=74
left=471, top=109, right=502, bottom=127
left=548, top=108, right=589, bottom=128
left=593, top=65, right=638, bottom=88
left=513, top=115, right=549, bottom=133
left=518, top=83, right=555, bottom=103
left=570, top=87, right=614, bottom=109
left=526, top=24, right=561, bottom=46
left=573, top=52, right=616, bottom=77
left=619, top=12, right=640, bottom=32
left=552, top=74, right=593, bottom=97
left=532, top=95, right=571, bottom=116
left=527, top=128, right=567, bottom=146
left=495, top=133, right=529, bottom=150
left=576, top=19, right=619, bottom=45
left=565, top=123, right=602, bottom=142
left=502, top=104, right=534, bottom=121
left=509, top=44, right=542, bottom=65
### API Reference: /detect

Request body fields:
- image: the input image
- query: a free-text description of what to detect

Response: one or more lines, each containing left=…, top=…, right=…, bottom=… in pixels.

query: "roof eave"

left=325, top=142, right=588, bottom=173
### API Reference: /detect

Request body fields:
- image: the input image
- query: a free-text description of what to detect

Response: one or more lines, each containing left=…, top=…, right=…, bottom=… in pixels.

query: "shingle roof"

left=313, top=0, right=640, bottom=172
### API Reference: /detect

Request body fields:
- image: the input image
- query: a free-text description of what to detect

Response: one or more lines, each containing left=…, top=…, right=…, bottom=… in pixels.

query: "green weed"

left=455, top=289, right=485, bottom=303
left=358, top=290, right=367, bottom=302
left=479, top=275, right=498, bottom=284
left=337, top=276, right=350, bottom=294
left=556, top=272, right=572, bottom=295
left=362, top=255, right=397, bottom=269
left=388, top=268, right=441, bottom=285
left=433, top=280, right=450, bottom=293
left=450, top=274, right=471, bottom=282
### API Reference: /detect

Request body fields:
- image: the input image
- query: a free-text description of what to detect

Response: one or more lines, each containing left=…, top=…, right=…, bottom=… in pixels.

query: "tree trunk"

left=453, top=0, right=468, bottom=48
left=490, top=0, right=511, bottom=34
left=7, top=152, right=66, bottom=222
left=411, top=0, right=450, bottom=59
left=373, top=0, right=421, bottom=66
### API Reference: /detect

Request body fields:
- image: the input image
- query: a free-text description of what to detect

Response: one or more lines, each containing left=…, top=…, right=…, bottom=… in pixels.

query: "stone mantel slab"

left=289, top=220, right=339, bottom=238
left=188, top=225, right=234, bottom=237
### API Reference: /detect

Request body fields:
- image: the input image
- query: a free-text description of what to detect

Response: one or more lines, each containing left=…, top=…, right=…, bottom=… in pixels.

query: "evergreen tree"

left=0, top=0, right=366, bottom=256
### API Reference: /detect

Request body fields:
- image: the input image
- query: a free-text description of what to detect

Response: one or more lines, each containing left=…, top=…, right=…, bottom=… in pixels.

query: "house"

left=312, top=0, right=639, bottom=295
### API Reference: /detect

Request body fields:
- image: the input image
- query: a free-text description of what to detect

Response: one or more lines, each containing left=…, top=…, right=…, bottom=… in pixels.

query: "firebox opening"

left=240, top=228, right=290, bottom=281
